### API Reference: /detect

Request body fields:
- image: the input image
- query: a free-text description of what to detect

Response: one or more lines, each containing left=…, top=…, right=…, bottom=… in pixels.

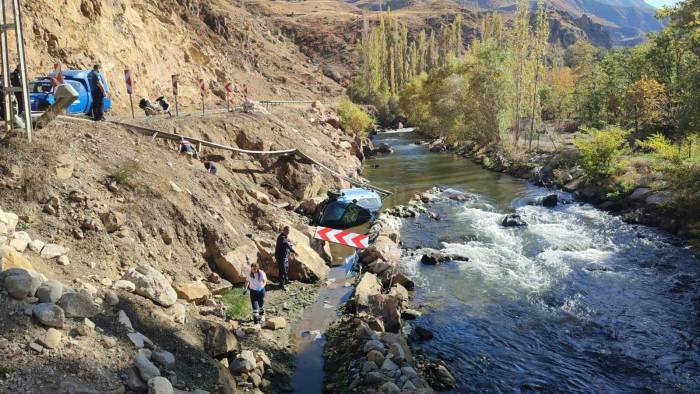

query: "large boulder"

left=36, top=280, right=65, bottom=303
left=201, top=320, right=239, bottom=357
left=276, top=161, right=324, bottom=201
left=213, top=240, right=259, bottom=284
left=40, top=243, right=69, bottom=260
left=367, top=294, right=402, bottom=333
left=287, top=226, right=329, bottom=283
left=173, top=281, right=211, bottom=303
left=420, top=250, right=449, bottom=265
left=135, top=353, right=161, bottom=382
left=33, top=303, right=65, bottom=328
left=122, top=263, right=178, bottom=307
left=540, top=194, right=558, bottom=208
left=359, top=236, right=400, bottom=266
left=2, top=268, right=45, bottom=299
left=57, top=292, right=99, bottom=318
left=355, top=273, right=382, bottom=309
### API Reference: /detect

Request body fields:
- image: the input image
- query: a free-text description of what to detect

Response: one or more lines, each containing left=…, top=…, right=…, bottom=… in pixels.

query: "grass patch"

left=0, top=366, right=13, bottom=379
left=221, top=288, right=252, bottom=320
left=110, top=159, right=143, bottom=186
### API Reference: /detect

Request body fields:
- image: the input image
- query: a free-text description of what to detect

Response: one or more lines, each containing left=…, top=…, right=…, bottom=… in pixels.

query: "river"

left=364, top=131, right=700, bottom=393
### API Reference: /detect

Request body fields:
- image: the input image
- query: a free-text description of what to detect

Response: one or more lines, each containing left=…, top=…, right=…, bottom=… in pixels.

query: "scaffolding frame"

left=0, top=0, right=31, bottom=142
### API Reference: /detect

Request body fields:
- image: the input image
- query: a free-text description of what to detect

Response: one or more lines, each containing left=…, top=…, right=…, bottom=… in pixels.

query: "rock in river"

left=502, top=214, right=527, bottom=227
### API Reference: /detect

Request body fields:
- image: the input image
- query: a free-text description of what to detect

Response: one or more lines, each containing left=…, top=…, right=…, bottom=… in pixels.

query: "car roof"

left=337, top=188, right=382, bottom=211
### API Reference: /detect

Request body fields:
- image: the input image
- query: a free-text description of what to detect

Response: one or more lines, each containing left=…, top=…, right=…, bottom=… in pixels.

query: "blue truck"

left=29, top=70, right=112, bottom=115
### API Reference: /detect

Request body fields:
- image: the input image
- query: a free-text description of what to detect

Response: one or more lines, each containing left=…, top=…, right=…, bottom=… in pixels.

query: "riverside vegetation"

left=348, top=0, right=700, bottom=245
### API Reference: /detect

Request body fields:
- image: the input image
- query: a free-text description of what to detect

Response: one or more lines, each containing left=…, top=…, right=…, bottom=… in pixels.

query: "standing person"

left=245, top=262, right=267, bottom=324
left=10, top=66, right=23, bottom=115
left=88, top=64, right=107, bottom=121
left=275, top=226, right=296, bottom=291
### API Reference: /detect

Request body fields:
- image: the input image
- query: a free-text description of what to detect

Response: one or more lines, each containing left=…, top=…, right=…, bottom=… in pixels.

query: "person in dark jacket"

left=88, top=64, right=107, bottom=121
left=275, top=226, right=296, bottom=291
left=10, top=66, right=23, bottom=115
left=203, top=160, right=217, bottom=175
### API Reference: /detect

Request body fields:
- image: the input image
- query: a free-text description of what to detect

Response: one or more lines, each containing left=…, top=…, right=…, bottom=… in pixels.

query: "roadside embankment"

left=0, top=103, right=371, bottom=393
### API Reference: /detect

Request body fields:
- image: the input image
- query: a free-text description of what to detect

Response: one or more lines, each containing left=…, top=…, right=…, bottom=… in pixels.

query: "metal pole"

left=226, top=92, right=230, bottom=112
left=129, top=94, right=134, bottom=119
left=13, top=0, right=31, bottom=142
left=201, top=95, right=204, bottom=116
left=0, top=0, right=11, bottom=131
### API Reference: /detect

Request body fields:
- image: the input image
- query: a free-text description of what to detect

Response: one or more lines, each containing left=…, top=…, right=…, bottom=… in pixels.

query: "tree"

left=573, top=125, right=631, bottom=178
left=527, top=0, right=550, bottom=150
left=338, top=98, right=375, bottom=136
left=624, top=78, right=667, bottom=134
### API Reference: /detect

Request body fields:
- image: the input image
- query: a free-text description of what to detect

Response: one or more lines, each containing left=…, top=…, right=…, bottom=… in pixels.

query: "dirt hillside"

left=23, top=0, right=343, bottom=114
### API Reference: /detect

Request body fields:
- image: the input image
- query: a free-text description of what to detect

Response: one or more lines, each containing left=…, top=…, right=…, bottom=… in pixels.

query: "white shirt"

left=247, top=270, right=267, bottom=291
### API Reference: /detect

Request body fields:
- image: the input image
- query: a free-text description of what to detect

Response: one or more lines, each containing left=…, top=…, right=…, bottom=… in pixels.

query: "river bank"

left=419, top=136, right=697, bottom=243
left=352, top=131, right=700, bottom=392
left=322, top=212, right=455, bottom=393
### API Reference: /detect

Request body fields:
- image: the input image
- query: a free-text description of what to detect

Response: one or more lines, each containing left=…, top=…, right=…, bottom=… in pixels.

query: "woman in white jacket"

left=245, top=262, right=267, bottom=324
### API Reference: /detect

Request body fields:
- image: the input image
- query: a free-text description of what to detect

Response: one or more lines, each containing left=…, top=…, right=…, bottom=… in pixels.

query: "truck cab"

left=29, top=70, right=111, bottom=115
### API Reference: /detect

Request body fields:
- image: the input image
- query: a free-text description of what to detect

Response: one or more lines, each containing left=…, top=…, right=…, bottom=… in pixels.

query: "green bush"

left=573, top=125, right=630, bottom=178
left=338, top=98, right=375, bottom=136
left=221, top=288, right=252, bottom=320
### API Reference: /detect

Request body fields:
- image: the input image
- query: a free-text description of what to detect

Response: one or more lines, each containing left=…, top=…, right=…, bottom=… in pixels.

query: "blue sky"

left=646, top=0, right=682, bottom=8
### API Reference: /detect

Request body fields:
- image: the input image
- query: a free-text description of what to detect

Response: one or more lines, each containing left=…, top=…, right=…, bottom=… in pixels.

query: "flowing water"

left=364, top=131, right=700, bottom=393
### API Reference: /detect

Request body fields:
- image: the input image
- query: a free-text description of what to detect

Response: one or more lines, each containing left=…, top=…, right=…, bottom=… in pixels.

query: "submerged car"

left=315, top=188, right=383, bottom=229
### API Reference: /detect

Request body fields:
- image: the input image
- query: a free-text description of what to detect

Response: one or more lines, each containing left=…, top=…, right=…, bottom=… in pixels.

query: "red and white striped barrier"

left=171, top=74, right=178, bottom=96
left=224, top=81, right=233, bottom=93
left=314, top=226, right=369, bottom=249
left=124, top=69, right=133, bottom=94
left=199, top=78, right=206, bottom=96
left=52, top=63, right=63, bottom=84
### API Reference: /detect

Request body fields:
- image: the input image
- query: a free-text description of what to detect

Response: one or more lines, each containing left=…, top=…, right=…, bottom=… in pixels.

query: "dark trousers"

left=92, top=94, right=105, bottom=120
left=249, top=289, right=265, bottom=322
left=277, top=259, right=289, bottom=285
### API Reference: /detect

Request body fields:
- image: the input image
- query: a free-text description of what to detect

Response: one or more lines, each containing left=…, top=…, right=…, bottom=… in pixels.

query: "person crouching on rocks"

left=245, top=262, right=267, bottom=325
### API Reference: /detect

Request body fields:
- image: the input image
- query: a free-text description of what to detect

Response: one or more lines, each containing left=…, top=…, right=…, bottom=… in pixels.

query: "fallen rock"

left=287, top=226, right=330, bottom=282
left=147, top=376, right=174, bottom=394
left=39, top=328, right=62, bottom=349
left=363, top=339, right=385, bottom=353
left=40, top=244, right=69, bottom=260
left=100, top=210, right=126, bottom=233
left=367, top=349, right=384, bottom=366
left=388, top=283, right=409, bottom=302
left=114, top=279, right=136, bottom=292
left=368, top=294, right=402, bottom=333
left=28, top=239, right=45, bottom=253
left=383, top=272, right=414, bottom=291
left=57, top=255, right=70, bottom=266
left=502, top=214, right=527, bottom=227
left=173, top=281, right=211, bottom=303
left=355, top=272, right=382, bottom=308
left=104, top=290, right=119, bottom=306
left=152, top=350, right=176, bottom=368
left=379, top=381, right=400, bottom=394
left=213, top=240, right=259, bottom=284
left=102, top=337, right=118, bottom=349
left=33, top=303, right=65, bottom=328
left=230, top=349, right=257, bottom=374
left=201, top=320, right=238, bottom=357
left=57, top=292, right=99, bottom=318
left=359, top=236, right=401, bottom=266
left=128, top=332, right=154, bottom=349
left=36, top=280, right=64, bottom=303
left=76, top=318, right=96, bottom=336
left=264, top=316, right=286, bottom=330
left=125, top=367, right=147, bottom=392
left=3, top=268, right=45, bottom=299
left=118, top=310, right=135, bottom=332
left=135, top=352, right=161, bottom=382
left=123, top=263, right=178, bottom=307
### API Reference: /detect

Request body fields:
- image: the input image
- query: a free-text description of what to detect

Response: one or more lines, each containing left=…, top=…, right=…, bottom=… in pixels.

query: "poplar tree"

left=527, top=0, right=550, bottom=150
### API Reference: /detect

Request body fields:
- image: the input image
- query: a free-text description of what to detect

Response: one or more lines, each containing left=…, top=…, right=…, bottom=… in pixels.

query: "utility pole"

left=0, top=0, right=32, bottom=142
